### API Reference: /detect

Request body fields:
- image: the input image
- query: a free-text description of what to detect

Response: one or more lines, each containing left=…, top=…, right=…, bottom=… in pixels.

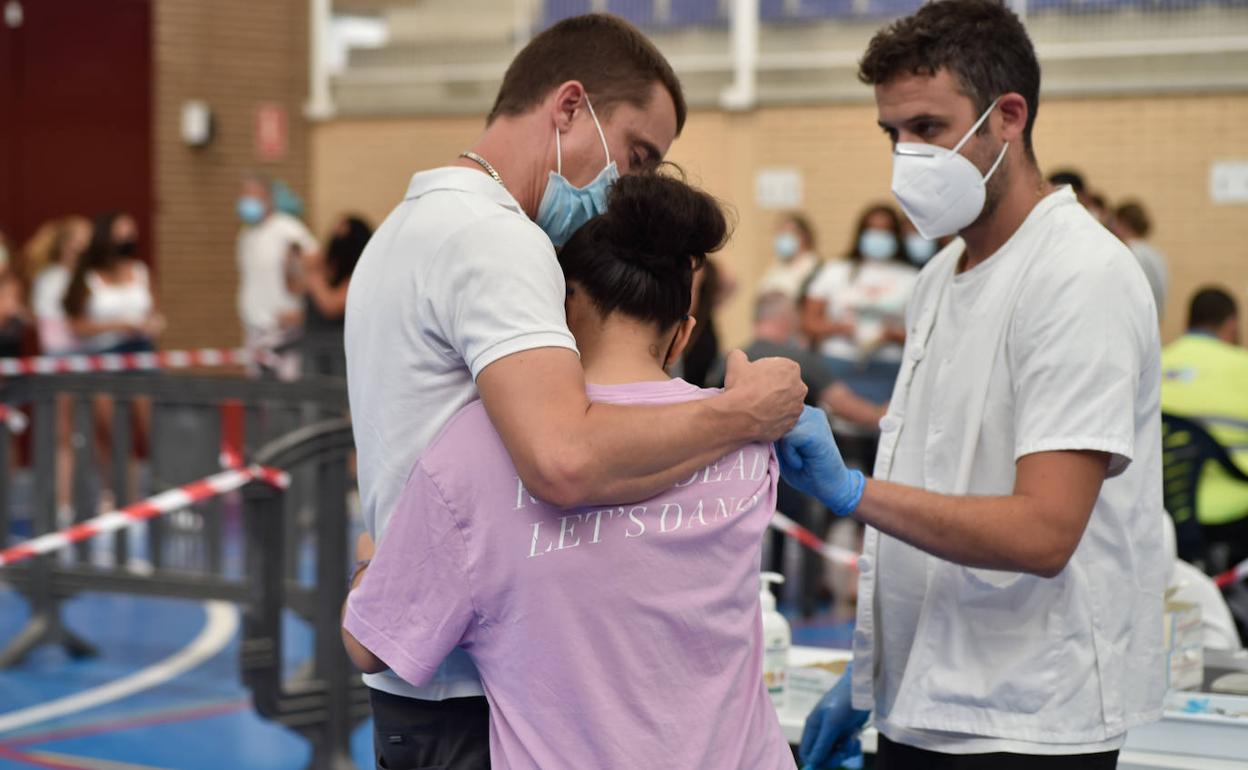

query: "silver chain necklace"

left=459, top=151, right=507, bottom=191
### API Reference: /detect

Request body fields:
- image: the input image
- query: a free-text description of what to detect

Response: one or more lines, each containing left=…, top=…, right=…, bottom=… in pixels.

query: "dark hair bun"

left=598, top=173, right=728, bottom=279
left=558, top=168, right=730, bottom=331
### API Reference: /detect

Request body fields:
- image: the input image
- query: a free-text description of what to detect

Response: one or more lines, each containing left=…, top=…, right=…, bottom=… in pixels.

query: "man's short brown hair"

left=488, top=14, right=687, bottom=135
left=1114, top=200, right=1152, bottom=238
left=859, top=0, right=1040, bottom=156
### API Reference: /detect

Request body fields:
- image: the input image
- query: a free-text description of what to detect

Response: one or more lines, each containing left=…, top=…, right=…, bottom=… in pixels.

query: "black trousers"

left=370, top=689, right=490, bottom=770
left=876, top=734, right=1118, bottom=770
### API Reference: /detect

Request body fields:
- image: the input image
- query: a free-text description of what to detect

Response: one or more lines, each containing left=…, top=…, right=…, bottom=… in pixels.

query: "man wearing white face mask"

left=343, top=14, right=805, bottom=770
left=781, top=2, right=1165, bottom=768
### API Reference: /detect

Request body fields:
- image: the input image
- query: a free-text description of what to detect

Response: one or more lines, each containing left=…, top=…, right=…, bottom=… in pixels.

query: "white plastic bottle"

left=760, top=571, right=791, bottom=711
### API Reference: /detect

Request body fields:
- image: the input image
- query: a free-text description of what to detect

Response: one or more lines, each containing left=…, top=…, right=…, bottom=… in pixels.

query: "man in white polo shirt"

left=344, top=14, right=805, bottom=770
left=782, top=2, right=1165, bottom=768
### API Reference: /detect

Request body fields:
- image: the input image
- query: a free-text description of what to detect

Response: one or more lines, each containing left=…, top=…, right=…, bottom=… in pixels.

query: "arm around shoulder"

left=476, top=348, right=806, bottom=507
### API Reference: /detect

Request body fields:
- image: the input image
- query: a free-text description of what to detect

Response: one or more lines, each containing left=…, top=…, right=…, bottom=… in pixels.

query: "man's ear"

left=996, top=91, right=1029, bottom=147
left=1220, top=316, right=1241, bottom=346
left=665, top=316, right=697, bottom=369
left=550, top=81, right=588, bottom=133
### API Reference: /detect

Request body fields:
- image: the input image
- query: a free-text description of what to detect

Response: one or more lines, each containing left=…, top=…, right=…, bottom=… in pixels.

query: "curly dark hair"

left=859, top=0, right=1040, bottom=157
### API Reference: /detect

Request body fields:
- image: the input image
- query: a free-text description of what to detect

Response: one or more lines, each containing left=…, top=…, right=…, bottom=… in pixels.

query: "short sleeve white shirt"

left=236, top=211, right=319, bottom=334
left=344, top=167, right=577, bottom=701
left=806, top=260, right=917, bottom=362
left=756, top=252, right=819, bottom=299
left=854, top=188, right=1167, bottom=750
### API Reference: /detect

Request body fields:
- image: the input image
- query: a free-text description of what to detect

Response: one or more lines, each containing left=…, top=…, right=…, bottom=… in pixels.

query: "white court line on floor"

left=25, top=749, right=173, bottom=770
left=0, top=600, right=238, bottom=736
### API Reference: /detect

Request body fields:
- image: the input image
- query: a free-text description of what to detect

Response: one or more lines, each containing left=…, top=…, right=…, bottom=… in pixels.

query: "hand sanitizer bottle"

left=760, top=571, right=791, bottom=711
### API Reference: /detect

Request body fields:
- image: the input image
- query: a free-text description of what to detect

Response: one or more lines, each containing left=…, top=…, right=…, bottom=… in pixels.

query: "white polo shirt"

left=236, top=211, right=319, bottom=334
left=853, top=187, right=1167, bottom=751
left=345, top=167, right=577, bottom=701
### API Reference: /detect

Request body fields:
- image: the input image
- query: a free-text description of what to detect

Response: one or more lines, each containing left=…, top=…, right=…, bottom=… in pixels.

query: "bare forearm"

left=541, top=394, right=758, bottom=506
left=854, top=479, right=1073, bottom=577
left=822, top=384, right=886, bottom=428
left=341, top=565, right=387, bottom=674
left=307, top=273, right=348, bottom=319
left=480, top=348, right=804, bottom=509
left=805, top=318, right=854, bottom=342
left=341, top=625, right=387, bottom=674
left=69, top=318, right=133, bottom=337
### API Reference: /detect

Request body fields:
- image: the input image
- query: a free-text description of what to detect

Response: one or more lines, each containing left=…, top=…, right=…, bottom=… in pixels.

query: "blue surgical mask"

left=774, top=232, right=800, bottom=261
left=858, top=229, right=898, bottom=262
left=905, top=233, right=938, bottom=265
left=237, top=196, right=267, bottom=225
left=535, top=96, right=619, bottom=247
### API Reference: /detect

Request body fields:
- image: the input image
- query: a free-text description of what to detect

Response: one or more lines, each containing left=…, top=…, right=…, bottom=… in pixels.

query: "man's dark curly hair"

left=859, top=0, right=1040, bottom=158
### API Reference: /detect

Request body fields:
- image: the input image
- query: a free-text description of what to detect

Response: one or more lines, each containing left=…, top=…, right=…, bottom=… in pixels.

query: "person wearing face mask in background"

left=341, top=15, right=804, bottom=770
left=63, top=212, right=164, bottom=516
left=899, top=216, right=939, bottom=269
left=782, top=2, right=1164, bottom=768
left=234, top=173, right=319, bottom=378
left=802, top=203, right=917, bottom=404
left=64, top=212, right=163, bottom=355
left=759, top=212, right=822, bottom=300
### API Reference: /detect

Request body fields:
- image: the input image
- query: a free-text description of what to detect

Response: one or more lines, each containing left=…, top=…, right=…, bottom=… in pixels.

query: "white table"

left=779, top=646, right=1248, bottom=769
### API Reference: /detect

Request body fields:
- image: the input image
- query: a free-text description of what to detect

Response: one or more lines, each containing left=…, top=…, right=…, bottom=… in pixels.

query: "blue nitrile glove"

left=778, top=405, right=866, bottom=517
left=800, top=662, right=870, bottom=770
left=804, top=738, right=862, bottom=770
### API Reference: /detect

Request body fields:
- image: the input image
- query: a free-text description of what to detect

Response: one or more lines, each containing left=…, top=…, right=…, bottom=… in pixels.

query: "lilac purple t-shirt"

left=345, top=378, right=795, bottom=770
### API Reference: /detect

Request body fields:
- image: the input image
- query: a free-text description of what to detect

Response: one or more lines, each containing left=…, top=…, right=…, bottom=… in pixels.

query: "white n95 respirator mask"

left=891, top=98, right=1008, bottom=240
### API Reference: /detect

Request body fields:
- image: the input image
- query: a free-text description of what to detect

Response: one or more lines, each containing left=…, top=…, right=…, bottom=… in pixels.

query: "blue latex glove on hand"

left=777, top=405, right=866, bottom=517
left=800, top=662, right=870, bottom=770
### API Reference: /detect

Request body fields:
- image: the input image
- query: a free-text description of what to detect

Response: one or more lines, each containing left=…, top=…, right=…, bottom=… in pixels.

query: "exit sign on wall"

left=255, top=104, right=288, bottom=161
left=1210, top=161, right=1248, bottom=204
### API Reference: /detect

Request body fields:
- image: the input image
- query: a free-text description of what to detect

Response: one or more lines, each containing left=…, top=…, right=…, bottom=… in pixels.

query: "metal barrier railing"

left=242, top=418, right=368, bottom=770
left=0, top=371, right=355, bottom=768
left=0, top=366, right=351, bottom=738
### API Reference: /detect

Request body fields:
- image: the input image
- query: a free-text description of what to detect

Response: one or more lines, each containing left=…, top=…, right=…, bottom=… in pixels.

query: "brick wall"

left=154, top=0, right=310, bottom=350
left=310, top=93, right=1248, bottom=349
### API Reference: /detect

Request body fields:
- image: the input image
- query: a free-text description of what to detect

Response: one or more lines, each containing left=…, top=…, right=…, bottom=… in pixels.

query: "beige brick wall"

left=154, top=0, right=310, bottom=350
left=310, top=93, right=1248, bottom=349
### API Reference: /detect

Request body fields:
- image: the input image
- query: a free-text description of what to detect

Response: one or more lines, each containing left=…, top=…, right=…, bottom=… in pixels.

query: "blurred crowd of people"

left=233, top=173, right=372, bottom=378
left=0, top=176, right=374, bottom=525
left=0, top=176, right=372, bottom=374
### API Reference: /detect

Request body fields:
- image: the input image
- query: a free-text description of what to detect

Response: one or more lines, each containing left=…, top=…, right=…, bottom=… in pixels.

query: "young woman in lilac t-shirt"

left=344, top=174, right=796, bottom=770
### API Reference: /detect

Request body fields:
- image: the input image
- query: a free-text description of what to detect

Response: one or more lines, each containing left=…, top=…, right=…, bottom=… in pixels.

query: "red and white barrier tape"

left=769, top=511, right=860, bottom=569
left=0, top=347, right=281, bottom=378
left=1214, top=557, right=1248, bottom=589
left=0, top=464, right=290, bottom=568
left=0, top=347, right=284, bottom=435
left=0, top=404, right=27, bottom=435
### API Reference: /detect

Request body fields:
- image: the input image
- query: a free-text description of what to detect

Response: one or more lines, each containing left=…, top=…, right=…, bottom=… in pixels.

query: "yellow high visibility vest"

left=1161, top=333, right=1248, bottom=525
